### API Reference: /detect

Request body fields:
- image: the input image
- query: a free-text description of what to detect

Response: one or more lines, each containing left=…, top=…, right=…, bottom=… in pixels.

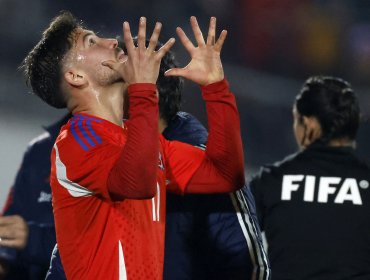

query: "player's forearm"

left=188, top=79, right=245, bottom=193
left=108, top=84, right=159, bottom=200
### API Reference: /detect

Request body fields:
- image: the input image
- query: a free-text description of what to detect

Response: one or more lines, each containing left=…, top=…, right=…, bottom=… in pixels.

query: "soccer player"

left=46, top=38, right=269, bottom=280
left=23, top=11, right=244, bottom=280
left=46, top=114, right=270, bottom=280
left=250, top=76, right=370, bottom=279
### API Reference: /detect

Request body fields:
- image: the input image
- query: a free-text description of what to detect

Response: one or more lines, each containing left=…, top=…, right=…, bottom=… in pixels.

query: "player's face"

left=292, top=105, right=305, bottom=149
left=66, top=28, right=127, bottom=86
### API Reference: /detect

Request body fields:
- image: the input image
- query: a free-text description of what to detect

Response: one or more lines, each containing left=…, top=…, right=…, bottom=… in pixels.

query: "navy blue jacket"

left=46, top=112, right=270, bottom=280
left=0, top=114, right=71, bottom=280
left=163, top=112, right=270, bottom=280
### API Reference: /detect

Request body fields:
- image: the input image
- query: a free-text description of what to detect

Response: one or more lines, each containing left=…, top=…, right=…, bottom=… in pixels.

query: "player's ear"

left=64, top=69, right=88, bottom=87
left=303, top=116, right=322, bottom=144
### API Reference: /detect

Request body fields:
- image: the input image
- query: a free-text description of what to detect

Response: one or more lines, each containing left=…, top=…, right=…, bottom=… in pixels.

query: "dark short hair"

left=120, top=38, right=183, bottom=123
left=23, top=11, right=83, bottom=108
left=296, top=76, right=360, bottom=143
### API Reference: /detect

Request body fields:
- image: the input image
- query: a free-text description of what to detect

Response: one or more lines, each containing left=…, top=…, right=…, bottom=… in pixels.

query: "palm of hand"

left=165, top=16, right=227, bottom=86
left=182, top=47, right=223, bottom=86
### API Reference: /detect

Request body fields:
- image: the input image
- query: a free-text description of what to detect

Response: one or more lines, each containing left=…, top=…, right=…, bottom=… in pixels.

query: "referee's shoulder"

left=254, top=151, right=300, bottom=181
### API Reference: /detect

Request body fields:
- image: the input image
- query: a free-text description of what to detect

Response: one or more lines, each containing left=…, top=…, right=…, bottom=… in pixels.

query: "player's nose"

left=105, top=38, right=118, bottom=49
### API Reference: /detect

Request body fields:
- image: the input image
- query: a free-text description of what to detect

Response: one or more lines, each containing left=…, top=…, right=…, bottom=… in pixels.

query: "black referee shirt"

left=250, top=143, right=370, bottom=280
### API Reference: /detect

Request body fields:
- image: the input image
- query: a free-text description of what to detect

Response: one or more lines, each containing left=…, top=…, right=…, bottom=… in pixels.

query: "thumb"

left=101, top=60, right=117, bottom=70
left=164, top=68, right=185, bottom=77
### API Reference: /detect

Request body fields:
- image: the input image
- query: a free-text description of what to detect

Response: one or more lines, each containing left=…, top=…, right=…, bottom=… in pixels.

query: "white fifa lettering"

left=334, top=178, right=362, bottom=205
left=281, top=175, right=364, bottom=205
left=282, top=175, right=304, bottom=200
left=303, top=175, right=315, bottom=202
left=317, top=177, right=341, bottom=203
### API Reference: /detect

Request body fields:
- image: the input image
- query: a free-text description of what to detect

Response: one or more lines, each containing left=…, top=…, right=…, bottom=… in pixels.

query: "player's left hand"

left=165, top=16, right=227, bottom=86
left=0, top=215, right=29, bottom=250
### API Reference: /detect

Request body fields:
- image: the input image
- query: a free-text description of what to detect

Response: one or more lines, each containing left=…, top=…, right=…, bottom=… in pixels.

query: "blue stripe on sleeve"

left=70, top=118, right=89, bottom=151
left=78, top=118, right=96, bottom=147
left=86, top=119, right=102, bottom=144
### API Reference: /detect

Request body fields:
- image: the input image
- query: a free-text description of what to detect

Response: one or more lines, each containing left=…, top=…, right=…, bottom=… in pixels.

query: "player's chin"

left=102, top=74, right=125, bottom=87
left=111, top=72, right=125, bottom=83
left=118, top=76, right=126, bottom=84
left=113, top=77, right=127, bottom=88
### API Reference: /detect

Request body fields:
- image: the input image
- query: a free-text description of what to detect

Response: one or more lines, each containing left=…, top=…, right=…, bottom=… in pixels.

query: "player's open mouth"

left=118, top=51, right=127, bottom=62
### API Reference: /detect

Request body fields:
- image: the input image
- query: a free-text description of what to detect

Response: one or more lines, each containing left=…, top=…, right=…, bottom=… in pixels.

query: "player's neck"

left=69, top=83, right=127, bottom=126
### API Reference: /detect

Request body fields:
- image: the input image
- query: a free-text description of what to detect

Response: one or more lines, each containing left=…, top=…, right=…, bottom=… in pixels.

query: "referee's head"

left=293, top=76, right=360, bottom=148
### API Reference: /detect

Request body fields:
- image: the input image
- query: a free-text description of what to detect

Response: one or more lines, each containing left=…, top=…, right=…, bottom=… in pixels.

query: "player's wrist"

left=128, top=83, right=157, bottom=95
left=201, top=78, right=228, bottom=93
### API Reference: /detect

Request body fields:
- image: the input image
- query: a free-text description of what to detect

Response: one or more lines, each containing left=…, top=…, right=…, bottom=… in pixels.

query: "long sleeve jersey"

left=51, top=80, right=244, bottom=280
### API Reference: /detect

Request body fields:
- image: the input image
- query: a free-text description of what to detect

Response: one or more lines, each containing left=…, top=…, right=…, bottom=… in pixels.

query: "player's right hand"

left=102, top=17, right=175, bottom=85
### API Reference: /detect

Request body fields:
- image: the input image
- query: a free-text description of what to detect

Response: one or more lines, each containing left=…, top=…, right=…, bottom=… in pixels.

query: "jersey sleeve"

left=163, top=79, right=245, bottom=194
left=248, top=167, right=271, bottom=230
left=51, top=123, right=124, bottom=201
left=52, top=83, right=159, bottom=202
left=161, top=135, right=205, bottom=194
left=107, top=84, right=159, bottom=200
left=2, top=145, right=32, bottom=216
left=2, top=187, right=14, bottom=215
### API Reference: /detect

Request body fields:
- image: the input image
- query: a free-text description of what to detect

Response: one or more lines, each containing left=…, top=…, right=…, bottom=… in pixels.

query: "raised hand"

left=165, top=16, right=227, bottom=86
left=102, top=17, right=175, bottom=85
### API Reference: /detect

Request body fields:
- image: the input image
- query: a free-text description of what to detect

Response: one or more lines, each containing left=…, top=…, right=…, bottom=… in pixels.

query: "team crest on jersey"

left=158, top=153, right=165, bottom=170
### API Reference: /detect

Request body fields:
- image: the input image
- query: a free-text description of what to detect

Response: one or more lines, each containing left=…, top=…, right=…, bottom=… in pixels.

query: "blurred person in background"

left=250, top=76, right=370, bottom=279
left=0, top=114, right=70, bottom=280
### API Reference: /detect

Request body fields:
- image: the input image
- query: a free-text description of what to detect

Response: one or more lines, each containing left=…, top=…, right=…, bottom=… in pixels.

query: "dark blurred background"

left=1, top=0, right=370, bottom=208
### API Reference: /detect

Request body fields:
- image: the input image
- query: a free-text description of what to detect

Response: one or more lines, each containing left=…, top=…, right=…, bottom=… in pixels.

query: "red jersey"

left=50, top=80, right=244, bottom=280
